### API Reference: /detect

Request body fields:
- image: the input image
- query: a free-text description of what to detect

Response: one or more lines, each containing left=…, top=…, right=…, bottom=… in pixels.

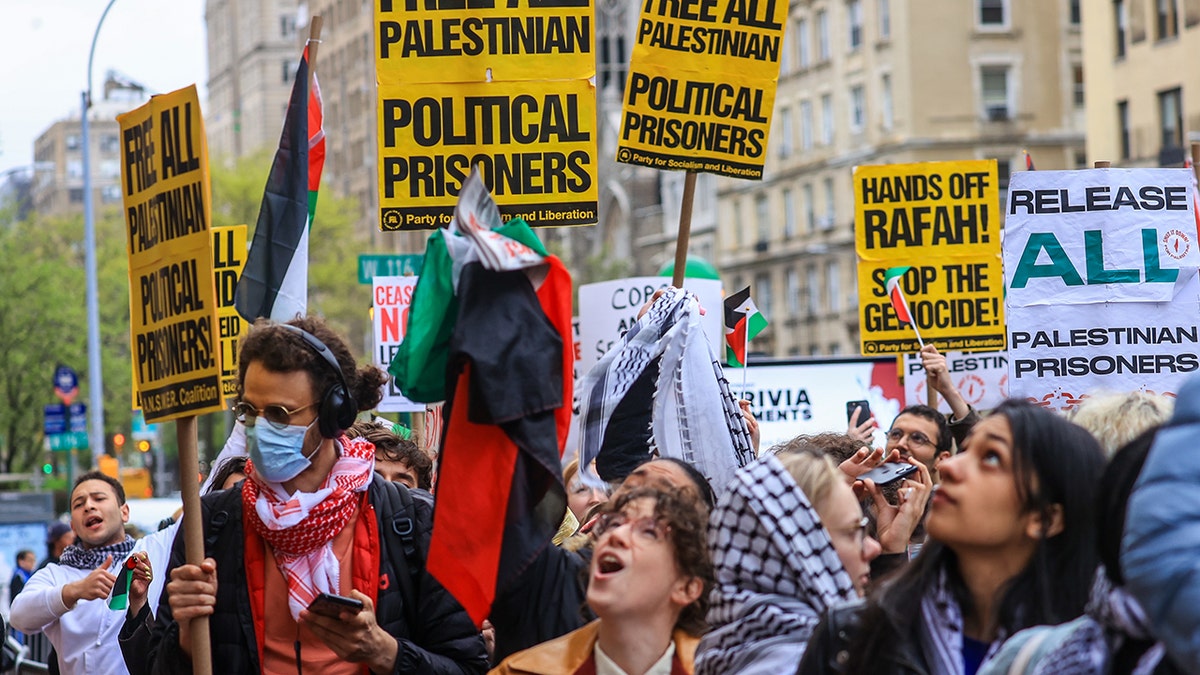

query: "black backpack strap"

left=375, top=477, right=424, bottom=639
left=203, top=480, right=243, bottom=552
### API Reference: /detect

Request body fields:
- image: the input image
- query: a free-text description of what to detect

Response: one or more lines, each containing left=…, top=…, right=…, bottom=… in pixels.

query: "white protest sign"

left=576, top=277, right=724, bottom=377
left=726, top=359, right=905, bottom=451
left=1005, top=168, right=1200, bottom=410
left=902, top=351, right=1009, bottom=412
left=373, top=276, right=424, bottom=412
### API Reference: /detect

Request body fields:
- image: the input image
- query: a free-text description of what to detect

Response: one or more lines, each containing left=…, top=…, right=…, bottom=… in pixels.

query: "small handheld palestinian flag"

left=108, top=556, right=138, bottom=611
left=883, top=266, right=924, bottom=348
left=724, top=286, right=768, bottom=368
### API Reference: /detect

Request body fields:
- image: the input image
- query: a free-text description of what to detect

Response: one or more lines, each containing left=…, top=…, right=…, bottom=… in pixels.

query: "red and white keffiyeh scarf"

left=243, top=436, right=375, bottom=620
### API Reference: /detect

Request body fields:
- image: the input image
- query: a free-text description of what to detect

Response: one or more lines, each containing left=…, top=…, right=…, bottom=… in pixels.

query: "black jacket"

left=130, top=476, right=487, bottom=674
left=798, top=599, right=930, bottom=675
left=488, top=543, right=595, bottom=662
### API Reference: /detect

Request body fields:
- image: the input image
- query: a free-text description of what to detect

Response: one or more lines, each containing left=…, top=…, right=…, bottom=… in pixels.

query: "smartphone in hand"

left=858, top=462, right=918, bottom=486
left=307, top=592, right=364, bottom=617
left=846, top=400, right=871, bottom=424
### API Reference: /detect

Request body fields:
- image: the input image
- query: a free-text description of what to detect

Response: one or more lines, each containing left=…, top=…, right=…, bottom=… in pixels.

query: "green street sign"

left=48, top=431, right=88, bottom=452
left=357, top=254, right=423, bottom=284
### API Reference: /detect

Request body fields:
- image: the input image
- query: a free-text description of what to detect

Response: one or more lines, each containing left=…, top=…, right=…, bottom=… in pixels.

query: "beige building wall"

left=716, top=0, right=1085, bottom=358
left=30, top=101, right=132, bottom=218
left=1083, top=0, right=1200, bottom=166
left=205, top=0, right=304, bottom=163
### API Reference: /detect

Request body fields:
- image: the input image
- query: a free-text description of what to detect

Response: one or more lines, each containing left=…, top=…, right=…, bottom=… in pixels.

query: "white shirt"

left=9, top=561, right=131, bottom=675
left=131, top=521, right=178, bottom=618
left=595, top=641, right=675, bottom=675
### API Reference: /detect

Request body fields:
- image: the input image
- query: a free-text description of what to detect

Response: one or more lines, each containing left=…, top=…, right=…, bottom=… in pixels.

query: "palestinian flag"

left=1024, top=149, right=1035, bottom=171
left=234, top=43, right=325, bottom=322
left=108, top=556, right=137, bottom=611
left=723, top=286, right=768, bottom=367
left=884, top=266, right=915, bottom=324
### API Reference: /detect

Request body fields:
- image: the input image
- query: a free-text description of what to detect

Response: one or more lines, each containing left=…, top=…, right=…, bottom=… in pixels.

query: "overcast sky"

left=0, top=0, right=207, bottom=177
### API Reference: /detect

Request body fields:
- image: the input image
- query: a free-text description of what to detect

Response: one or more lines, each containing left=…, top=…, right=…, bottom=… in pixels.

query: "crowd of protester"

left=7, top=308, right=1200, bottom=675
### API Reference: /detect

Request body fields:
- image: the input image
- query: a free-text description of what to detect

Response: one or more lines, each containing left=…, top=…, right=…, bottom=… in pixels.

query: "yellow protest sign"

left=374, top=0, right=598, bottom=230
left=212, top=225, right=248, bottom=399
left=854, top=160, right=1005, bottom=355
left=118, top=85, right=224, bottom=423
left=616, top=0, right=787, bottom=179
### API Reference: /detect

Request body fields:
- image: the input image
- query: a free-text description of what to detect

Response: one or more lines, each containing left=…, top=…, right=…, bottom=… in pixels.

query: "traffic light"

left=113, top=433, right=126, bottom=449
left=42, top=462, right=53, bottom=475
left=137, top=440, right=151, bottom=453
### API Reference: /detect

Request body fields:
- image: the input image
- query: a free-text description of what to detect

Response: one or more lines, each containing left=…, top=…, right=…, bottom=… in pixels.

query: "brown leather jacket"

left=489, top=620, right=698, bottom=675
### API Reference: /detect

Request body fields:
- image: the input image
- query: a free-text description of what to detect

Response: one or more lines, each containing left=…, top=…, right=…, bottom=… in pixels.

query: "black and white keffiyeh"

left=694, top=455, right=857, bottom=674
left=575, top=287, right=754, bottom=495
left=920, top=567, right=1005, bottom=675
left=59, top=535, right=135, bottom=571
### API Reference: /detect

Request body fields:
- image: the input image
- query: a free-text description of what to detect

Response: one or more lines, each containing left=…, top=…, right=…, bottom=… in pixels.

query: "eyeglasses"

left=232, top=401, right=318, bottom=430
left=592, top=512, right=670, bottom=543
left=887, top=428, right=934, bottom=447
left=834, top=516, right=871, bottom=550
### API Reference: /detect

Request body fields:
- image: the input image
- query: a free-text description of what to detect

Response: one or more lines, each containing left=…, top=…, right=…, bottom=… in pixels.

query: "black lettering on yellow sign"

left=128, top=181, right=207, bottom=254
left=641, top=0, right=781, bottom=29
left=864, top=297, right=999, bottom=333
left=139, top=259, right=206, bottom=324
left=383, top=150, right=591, bottom=198
left=212, top=229, right=242, bottom=305
left=379, top=16, right=591, bottom=58
left=626, top=74, right=767, bottom=122
left=159, top=102, right=202, bottom=180
left=636, top=20, right=779, bottom=60
left=380, top=0, right=588, bottom=11
left=621, top=112, right=764, bottom=158
left=381, top=94, right=590, bottom=147
left=862, top=204, right=990, bottom=249
left=123, top=118, right=157, bottom=196
left=135, top=317, right=215, bottom=382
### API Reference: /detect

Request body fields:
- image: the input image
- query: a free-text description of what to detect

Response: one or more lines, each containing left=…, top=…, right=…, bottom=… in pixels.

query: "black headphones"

left=279, top=324, right=358, bottom=439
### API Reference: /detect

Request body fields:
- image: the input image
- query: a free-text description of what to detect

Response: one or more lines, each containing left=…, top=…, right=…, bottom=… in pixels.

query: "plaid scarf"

left=576, top=287, right=754, bottom=495
left=59, top=535, right=135, bottom=571
left=695, top=456, right=856, bottom=674
left=243, top=436, right=375, bottom=620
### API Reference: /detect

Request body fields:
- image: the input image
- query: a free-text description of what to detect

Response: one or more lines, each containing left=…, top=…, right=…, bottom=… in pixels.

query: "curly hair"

left=237, top=317, right=389, bottom=416
left=770, top=432, right=866, bottom=464
left=347, top=420, right=434, bottom=490
left=594, top=486, right=714, bottom=636
left=1068, top=391, right=1173, bottom=458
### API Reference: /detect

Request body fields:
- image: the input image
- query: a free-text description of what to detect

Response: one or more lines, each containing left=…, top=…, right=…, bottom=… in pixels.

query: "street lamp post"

left=82, top=0, right=120, bottom=463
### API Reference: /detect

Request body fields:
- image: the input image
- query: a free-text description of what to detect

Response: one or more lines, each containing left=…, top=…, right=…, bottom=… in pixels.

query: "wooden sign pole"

left=671, top=172, right=697, bottom=288
left=176, top=415, right=211, bottom=675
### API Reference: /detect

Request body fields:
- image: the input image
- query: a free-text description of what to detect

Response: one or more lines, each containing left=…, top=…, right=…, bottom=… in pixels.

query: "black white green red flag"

left=234, top=43, right=325, bottom=322
left=723, top=286, right=768, bottom=367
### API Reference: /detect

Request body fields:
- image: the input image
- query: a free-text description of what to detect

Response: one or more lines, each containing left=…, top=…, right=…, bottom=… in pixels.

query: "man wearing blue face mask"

left=133, top=317, right=488, bottom=675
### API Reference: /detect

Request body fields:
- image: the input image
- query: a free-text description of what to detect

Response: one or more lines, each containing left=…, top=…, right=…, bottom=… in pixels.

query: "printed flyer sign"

left=118, top=85, right=224, bottom=422
left=1004, top=168, right=1200, bottom=410
left=855, top=160, right=1004, bottom=355
left=901, top=351, right=1008, bottom=412
left=373, top=276, right=424, bottom=412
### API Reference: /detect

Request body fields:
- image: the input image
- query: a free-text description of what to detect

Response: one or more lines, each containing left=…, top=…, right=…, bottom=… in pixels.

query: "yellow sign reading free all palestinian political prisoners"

left=374, top=0, right=598, bottom=230
left=616, top=0, right=788, bottom=180
left=854, top=160, right=1005, bottom=356
left=118, top=85, right=224, bottom=423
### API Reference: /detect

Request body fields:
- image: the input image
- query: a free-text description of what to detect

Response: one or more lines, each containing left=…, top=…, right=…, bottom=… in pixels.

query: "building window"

left=881, top=74, right=894, bottom=130
left=67, top=160, right=83, bottom=179
left=1070, top=0, right=1081, bottom=23
left=804, top=183, right=816, bottom=232
left=99, top=134, right=120, bottom=153
left=99, top=159, right=121, bottom=179
left=101, top=185, right=122, bottom=203
left=807, top=265, right=821, bottom=316
left=787, top=267, right=801, bottom=315
left=821, top=93, right=834, bottom=145
left=69, top=188, right=85, bottom=203
left=1117, top=99, right=1131, bottom=159
left=778, top=107, right=794, bottom=157
left=66, top=135, right=81, bottom=151
left=780, top=31, right=793, bottom=73
left=756, top=193, right=770, bottom=245
left=1156, top=0, right=1179, bottom=40
left=797, top=19, right=811, bottom=68
left=981, top=65, right=1011, bottom=121
left=817, top=10, right=830, bottom=61
left=280, top=14, right=297, bottom=38
left=1115, top=0, right=1127, bottom=57
left=823, top=176, right=836, bottom=229
left=1159, top=87, right=1183, bottom=151
left=849, top=85, right=866, bottom=132
left=282, top=59, right=299, bottom=85
left=979, top=0, right=1006, bottom=25
left=848, top=0, right=863, bottom=50
left=827, top=260, right=841, bottom=312
left=784, top=188, right=797, bottom=238
left=756, top=272, right=773, bottom=318
left=879, top=0, right=891, bottom=38
left=1071, top=65, right=1085, bottom=109
left=800, top=100, right=814, bottom=149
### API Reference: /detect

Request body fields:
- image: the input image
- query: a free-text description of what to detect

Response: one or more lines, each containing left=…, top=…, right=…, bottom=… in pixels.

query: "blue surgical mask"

left=246, top=418, right=321, bottom=483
